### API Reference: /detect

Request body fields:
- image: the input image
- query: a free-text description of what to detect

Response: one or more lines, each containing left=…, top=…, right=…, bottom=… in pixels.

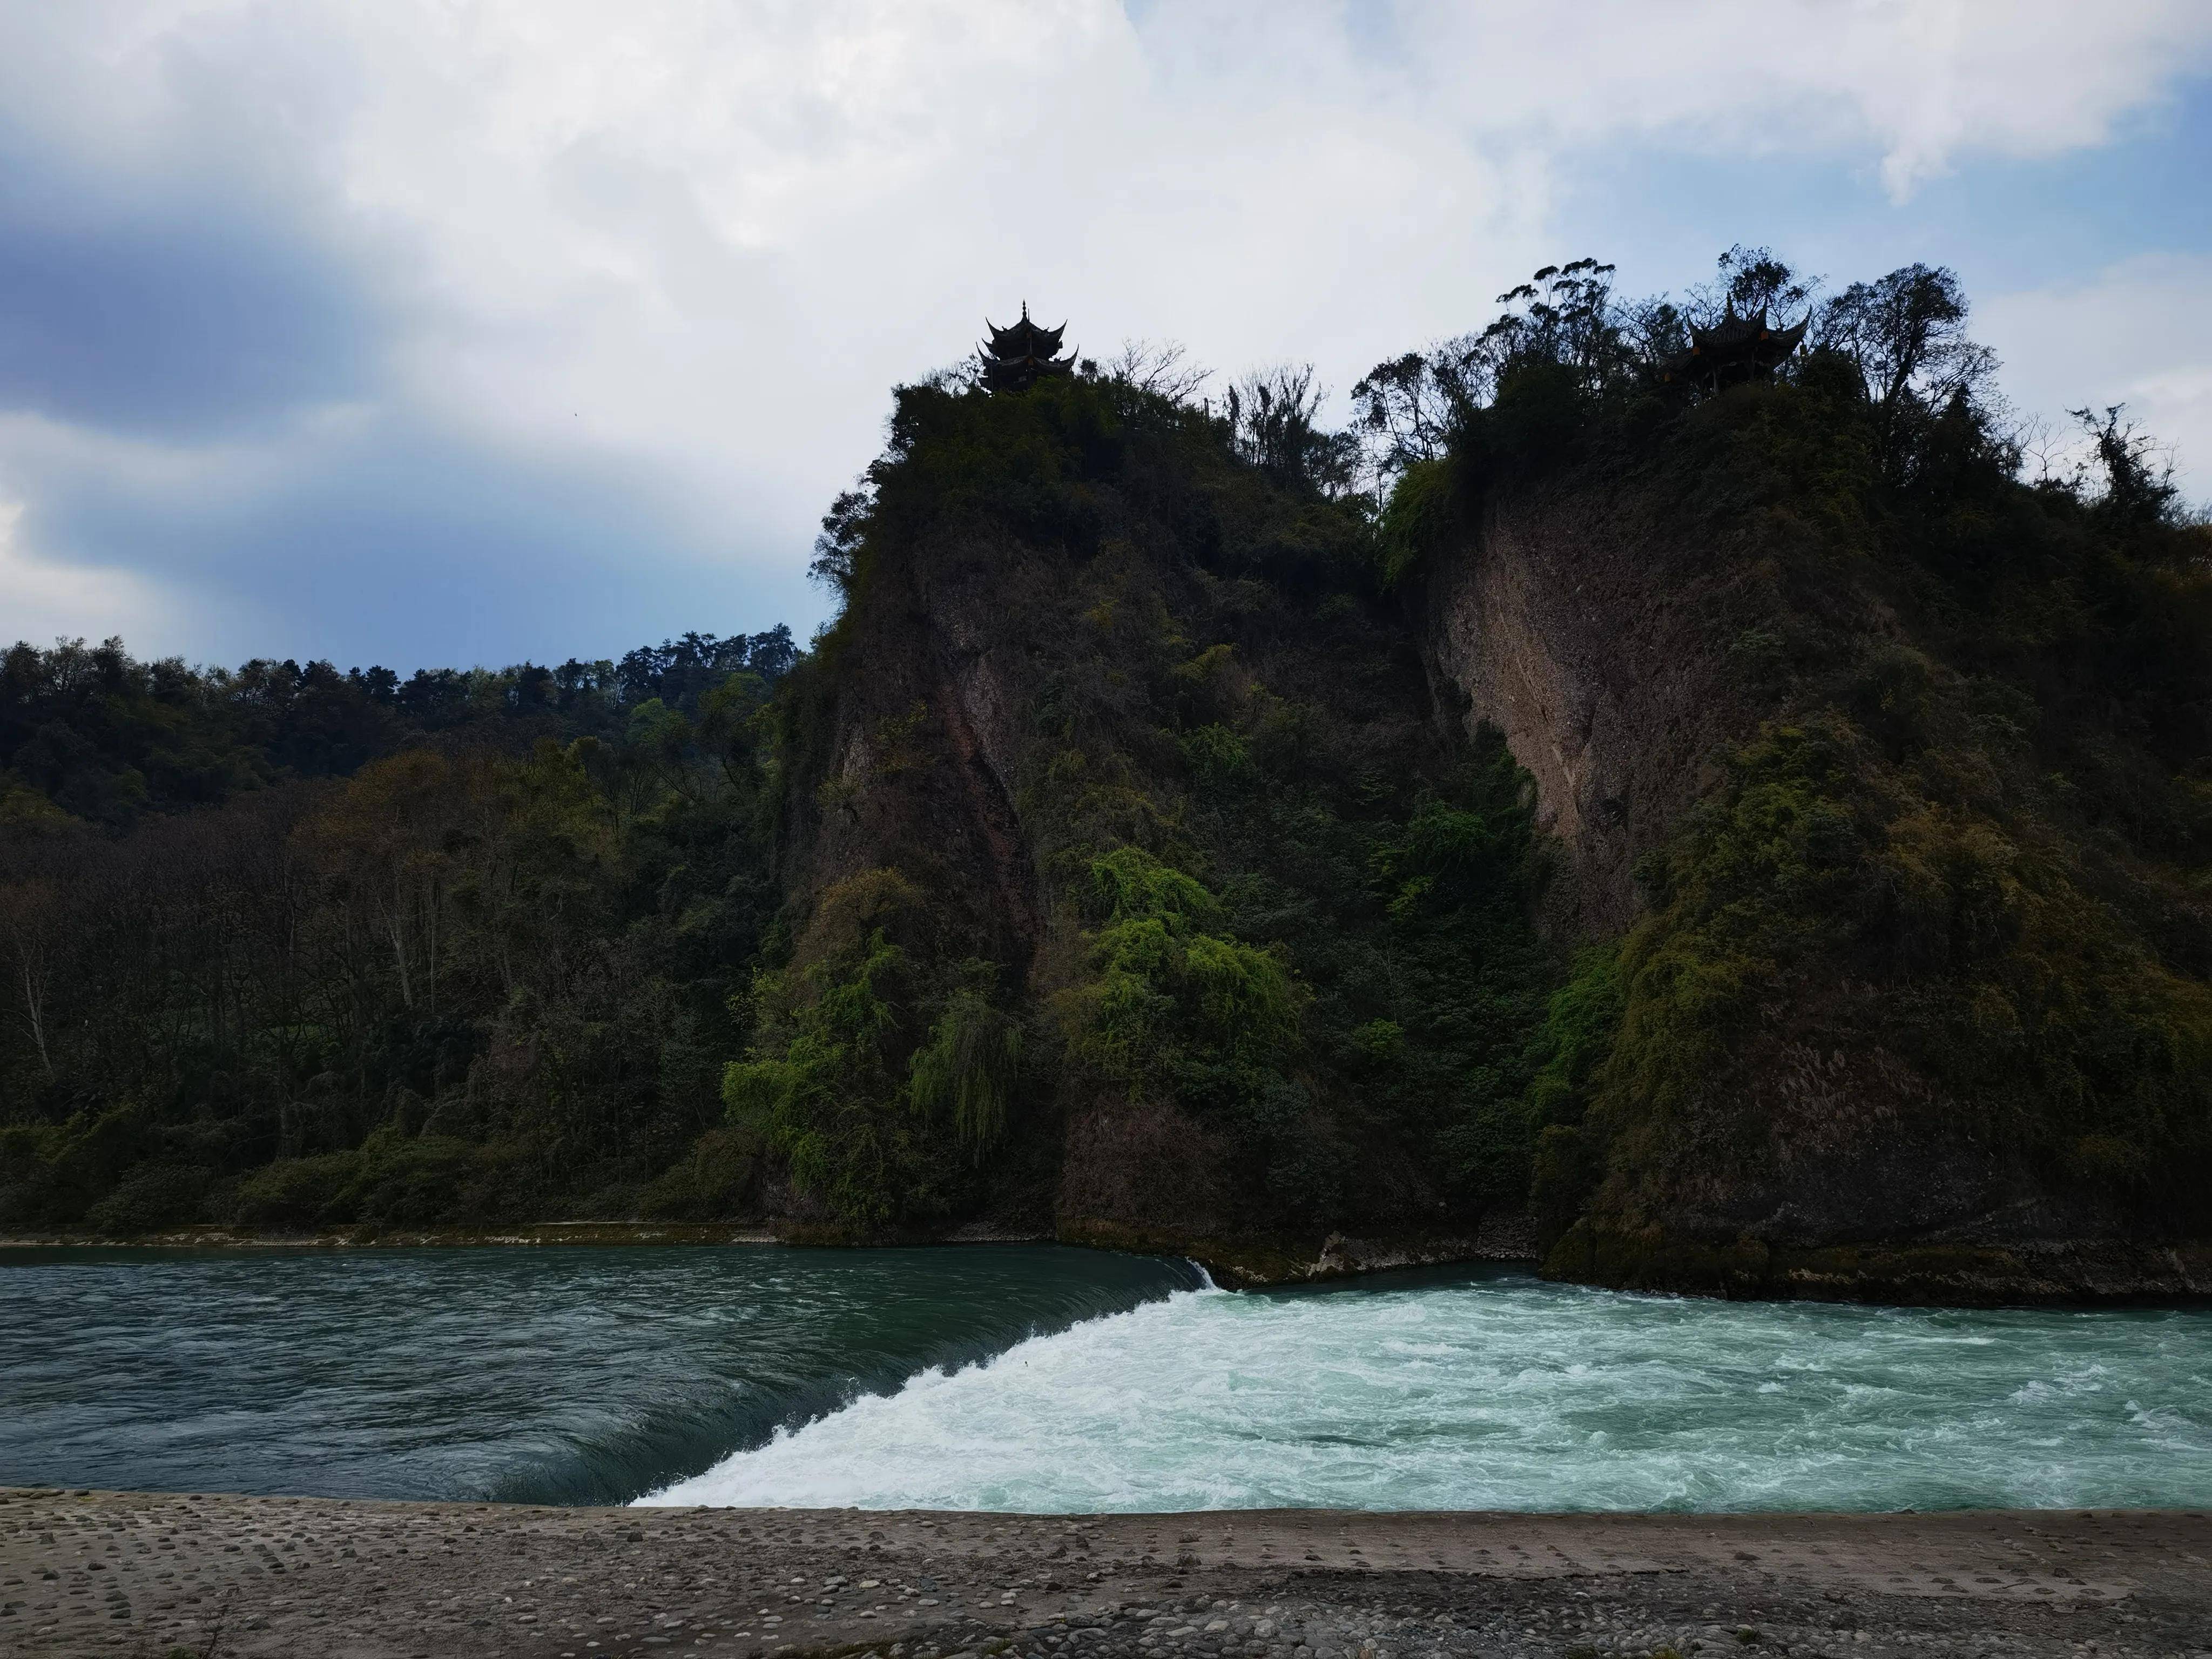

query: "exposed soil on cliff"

left=1422, top=484, right=1751, bottom=940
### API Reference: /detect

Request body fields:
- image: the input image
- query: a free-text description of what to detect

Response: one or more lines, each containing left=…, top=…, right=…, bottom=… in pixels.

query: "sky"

left=2, top=1, right=2209, bottom=673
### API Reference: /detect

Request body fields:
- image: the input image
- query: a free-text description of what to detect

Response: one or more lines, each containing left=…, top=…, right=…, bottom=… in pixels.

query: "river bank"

left=0, top=1223, right=784, bottom=1250
left=11, top=1223, right=2212, bottom=1307
left=3, top=1489, right=2207, bottom=1659
left=0, top=1223, right=1543, bottom=1290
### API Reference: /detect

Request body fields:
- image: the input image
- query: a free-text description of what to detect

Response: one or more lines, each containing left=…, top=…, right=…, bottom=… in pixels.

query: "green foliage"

left=1089, top=846, right=1220, bottom=928
left=239, top=1131, right=529, bottom=1229
left=1223, top=365, right=1360, bottom=496
left=1352, top=245, right=2212, bottom=1254
left=1177, top=724, right=1255, bottom=791
left=1076, top=848, right=1301, bottom=1090
left=909, top=972, right=1026, bottom=1151
left=0, top=632, right=788, bottom=1232
left=1373, top=790, right=1528, bottom=922
left=638, top=1125, right=762, bottom=1219
left=1374, top=457, right=1460, bottom=589
left=1529, top=1123, right=1601, bottom=1243
left=1525, top=945, right=1627, bottom=1125
left=725, top=921, right=919, bottom=1230
left=1540, top=376, right=2212, bottom=1235
left=0, top=630, right=795, bottom=832
left=35, top=244, right=2194, bottom=1262
left=84, top=1163, right=215, bottom=1235
left=759, top=360, right=1560, bottom=1237
left=723, top=869, right=1005, bottom=1230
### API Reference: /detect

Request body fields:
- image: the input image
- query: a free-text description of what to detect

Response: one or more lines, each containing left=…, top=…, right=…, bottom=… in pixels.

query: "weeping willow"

left=908, top=986, right=1025, bottom=1150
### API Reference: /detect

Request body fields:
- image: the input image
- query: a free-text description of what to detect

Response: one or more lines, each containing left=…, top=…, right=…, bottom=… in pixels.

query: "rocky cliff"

left=744, top=366, right=2212, bottom=1301
left=1423, top=482, right=1748, bottom=939
left=743, top=374, right=1553, bottom=1276
left=1419, top=383, right=2212, bottom=1301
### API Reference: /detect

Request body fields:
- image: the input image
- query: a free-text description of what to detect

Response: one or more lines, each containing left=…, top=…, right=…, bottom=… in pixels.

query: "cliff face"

left=1424, top=483, right=1747, bottom=939
left=783, top=529, right=1043, bottom=982
left=746, top=376, right=1552, bottom=1274
left=1417, top=386, right=2212, bottom=1301
left=751, top=372, right=2211, bottom=1301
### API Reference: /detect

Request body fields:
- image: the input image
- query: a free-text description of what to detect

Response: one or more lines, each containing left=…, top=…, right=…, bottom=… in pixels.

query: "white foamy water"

left=642, top=1269, right=2212, bottom=1513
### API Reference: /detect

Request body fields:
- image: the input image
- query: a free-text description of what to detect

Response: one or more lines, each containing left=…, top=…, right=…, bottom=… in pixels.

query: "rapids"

left=645, top=1264, right=2212, bottom=1513
left=5, top=1246, right=2207, bottom=1513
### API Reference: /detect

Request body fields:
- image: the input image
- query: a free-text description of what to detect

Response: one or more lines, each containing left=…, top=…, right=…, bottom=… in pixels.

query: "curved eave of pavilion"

left=985, top=319, right=1069, bottom=351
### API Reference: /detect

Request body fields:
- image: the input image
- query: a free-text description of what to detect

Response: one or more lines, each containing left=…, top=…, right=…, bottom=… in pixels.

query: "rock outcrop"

left=1424, top=482, right=1749, bottom=938
left=760, top=375, right=2211, bottom=1301
left=1413, top=396, right=2211, bottom=1301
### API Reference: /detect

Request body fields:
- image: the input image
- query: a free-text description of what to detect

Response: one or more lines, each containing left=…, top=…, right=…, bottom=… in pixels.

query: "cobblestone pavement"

left=3, top=1490, right=2208, bottom=1659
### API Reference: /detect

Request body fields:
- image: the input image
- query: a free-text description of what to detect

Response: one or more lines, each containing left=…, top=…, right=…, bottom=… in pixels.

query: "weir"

left=646, top=1269, right=2212, bottom=1514
left=7, top=1248, right=2209, bottom=1516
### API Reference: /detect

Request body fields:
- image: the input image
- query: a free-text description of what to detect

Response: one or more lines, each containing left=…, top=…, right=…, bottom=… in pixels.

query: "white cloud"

left=0, top=495, right=211, bottom=655
left=1979, top=253, right=2212, bottom=506
left=2, top=0, right=2209, bottom=658
left=1382, top=0, right=2212, bottom=199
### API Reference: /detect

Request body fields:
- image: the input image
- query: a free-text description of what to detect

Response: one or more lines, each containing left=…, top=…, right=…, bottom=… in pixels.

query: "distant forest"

left=0, top=629, right=794, bottom=1232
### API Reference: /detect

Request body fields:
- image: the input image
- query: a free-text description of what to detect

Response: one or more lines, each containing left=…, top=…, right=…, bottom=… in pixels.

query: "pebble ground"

left=3, top=1491, right=2208, bottom=1659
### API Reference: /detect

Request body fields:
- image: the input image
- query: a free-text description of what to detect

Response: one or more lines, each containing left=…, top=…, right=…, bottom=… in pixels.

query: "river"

left=3, top=1246, right=2207, bottom=1513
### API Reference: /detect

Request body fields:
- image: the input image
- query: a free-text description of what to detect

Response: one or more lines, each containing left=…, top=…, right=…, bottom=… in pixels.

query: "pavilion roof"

left=1663, top=307, right=1808, bottom=386
left=983, top=304, right=1069, bottom=361
left=978, top=301, right=1075, bottom=391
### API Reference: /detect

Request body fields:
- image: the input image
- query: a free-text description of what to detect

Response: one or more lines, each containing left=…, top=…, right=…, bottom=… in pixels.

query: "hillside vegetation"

left=5, top=247, right=2208, bottom=1297
left=1366, top=252, right=2212, bottom=1289
left=738, top=366, right=1552, bottom=1250
left=0, top=632, right=792, bottom=1231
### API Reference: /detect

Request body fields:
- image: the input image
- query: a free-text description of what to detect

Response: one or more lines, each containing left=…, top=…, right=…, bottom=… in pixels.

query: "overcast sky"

left=4, top=1, right=2210, bottom=672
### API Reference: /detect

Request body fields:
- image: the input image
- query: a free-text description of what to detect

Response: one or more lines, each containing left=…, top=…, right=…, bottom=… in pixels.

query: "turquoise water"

left=4, top=1247, right=2209, bottom=1513
left=0, top=1245, right=1196, bottom=1505
left=649, top=1264, right=2212, bottom=1513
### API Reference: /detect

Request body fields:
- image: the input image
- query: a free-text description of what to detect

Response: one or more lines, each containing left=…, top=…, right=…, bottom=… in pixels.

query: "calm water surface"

left=0, top=1244, right=1195, bottom=1505
left=5, top=1247, right=2209, bottom=1513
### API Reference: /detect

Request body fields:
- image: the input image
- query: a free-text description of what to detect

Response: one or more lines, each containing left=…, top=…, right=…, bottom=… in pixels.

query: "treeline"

left=0, top=628, right=796, bottom=830
left=0, top=630, right=793, bottom=1232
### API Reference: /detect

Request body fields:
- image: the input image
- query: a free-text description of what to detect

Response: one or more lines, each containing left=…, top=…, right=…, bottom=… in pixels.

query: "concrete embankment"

left=4, top=1489, right=2208, bottom=1659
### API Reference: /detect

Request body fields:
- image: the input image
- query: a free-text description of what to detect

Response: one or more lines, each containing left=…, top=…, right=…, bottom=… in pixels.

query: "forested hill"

left=1, top=629, right=795, bottom=831
left=0, top=629, right=794, bottom=1233
left=730, top=248, right=2212, bottom=1299
left=6, top=245, right=2212, bottom=1303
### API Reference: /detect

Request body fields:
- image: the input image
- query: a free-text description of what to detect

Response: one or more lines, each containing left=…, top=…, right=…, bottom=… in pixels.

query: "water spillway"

left=644, top=1263, right=2212, bottom=1513
left=4, top=1247, right=2208, bottom=1513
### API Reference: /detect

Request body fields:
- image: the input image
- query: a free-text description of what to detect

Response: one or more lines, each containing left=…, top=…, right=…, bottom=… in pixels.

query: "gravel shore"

left=3, top=1489, right=2207, bottom=1659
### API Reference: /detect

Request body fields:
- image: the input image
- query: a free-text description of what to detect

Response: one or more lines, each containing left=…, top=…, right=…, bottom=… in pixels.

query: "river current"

left=4, top=1246, right=2208, bottom=1513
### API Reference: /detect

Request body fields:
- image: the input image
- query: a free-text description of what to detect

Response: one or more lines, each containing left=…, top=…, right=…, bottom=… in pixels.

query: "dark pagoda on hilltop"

left=1662, top=306, right=1809, bottom=394
left=978, top=304, right=1075, bottom=393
